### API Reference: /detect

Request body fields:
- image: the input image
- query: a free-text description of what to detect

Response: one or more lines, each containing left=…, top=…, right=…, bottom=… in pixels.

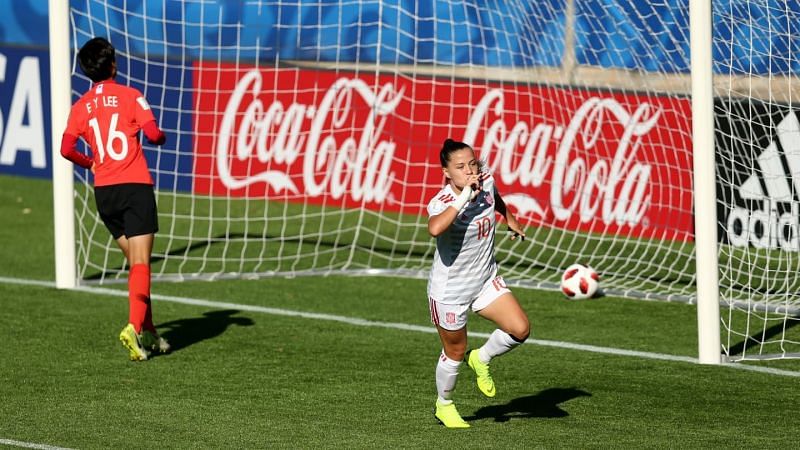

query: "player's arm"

left=428, top=204, right=461, bottom=237
left=60, top=132, right=94, bottom=170
left=494, top=190, right=526, bottom=241
left=133, top=92, right=166, bottom=145
left=428, top=184, right=476, bottom=237
left=142, top=120, right=166, bottom=145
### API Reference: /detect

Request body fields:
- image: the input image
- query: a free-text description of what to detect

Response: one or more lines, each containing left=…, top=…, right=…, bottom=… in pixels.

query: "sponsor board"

left=0, top=46, right=51, bottom=179
left=716, top=99, right=800, bottom=251
left=192, top=63, right=694, bottom=240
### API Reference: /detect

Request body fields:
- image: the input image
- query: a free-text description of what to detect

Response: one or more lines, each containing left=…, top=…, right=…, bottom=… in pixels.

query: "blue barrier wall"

left=0, top=0, right=796, bottom=181
left=2, top=1, right=797, bottom=73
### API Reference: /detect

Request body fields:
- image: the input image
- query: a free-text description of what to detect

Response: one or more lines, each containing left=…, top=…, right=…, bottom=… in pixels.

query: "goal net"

left=57, top=0, right=800, bottom=360
left=713, top=1, right=800, bottom=360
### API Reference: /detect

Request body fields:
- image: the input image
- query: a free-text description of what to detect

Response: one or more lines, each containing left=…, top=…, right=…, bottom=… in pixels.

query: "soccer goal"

left=49, top=0, right=800, bottom=362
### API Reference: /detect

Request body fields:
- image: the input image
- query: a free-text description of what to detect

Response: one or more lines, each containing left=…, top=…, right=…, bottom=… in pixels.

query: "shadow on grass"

left=156, top=309, right=254, bottom=352
left=464, top=387, right=591, bottom=423
left=727, top=319, right=800, bottom=357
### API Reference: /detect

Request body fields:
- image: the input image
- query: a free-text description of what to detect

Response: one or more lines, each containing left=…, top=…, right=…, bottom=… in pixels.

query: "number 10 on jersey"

left=476, top=217, right=491, bottom=239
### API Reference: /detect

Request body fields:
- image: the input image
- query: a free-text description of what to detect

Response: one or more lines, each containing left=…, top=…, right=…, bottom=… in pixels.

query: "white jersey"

left=427, top=175, right=498, bottom=305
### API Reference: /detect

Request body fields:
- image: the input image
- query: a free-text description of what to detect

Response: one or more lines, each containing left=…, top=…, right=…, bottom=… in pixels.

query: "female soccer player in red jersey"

left=60, top=37, right=169, bottom=361
left=426, top=139, right=530, bottom=427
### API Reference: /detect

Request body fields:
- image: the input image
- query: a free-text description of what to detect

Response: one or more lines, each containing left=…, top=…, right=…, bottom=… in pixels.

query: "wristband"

left=451, top=185, right=473, bottom=211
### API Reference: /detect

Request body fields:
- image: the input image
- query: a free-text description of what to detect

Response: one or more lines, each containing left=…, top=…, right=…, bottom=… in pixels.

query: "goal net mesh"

left=713, top=1, right=800, bottom=360
left=65, top=0, right=800, bottom=359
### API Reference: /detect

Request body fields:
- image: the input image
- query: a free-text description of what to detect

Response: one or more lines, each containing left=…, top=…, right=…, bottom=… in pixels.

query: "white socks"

left=477, top=329, right=521, bottom=364
left=435, top=352, right=462, bottom=403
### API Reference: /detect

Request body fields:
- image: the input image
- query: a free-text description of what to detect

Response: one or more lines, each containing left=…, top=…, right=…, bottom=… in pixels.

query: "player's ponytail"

left=439, top=138, right=471, bottom=167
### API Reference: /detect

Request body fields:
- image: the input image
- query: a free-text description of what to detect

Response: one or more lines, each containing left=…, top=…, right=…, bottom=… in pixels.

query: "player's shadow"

left=156, top=309, right=254, bottom=352
left=464, top=387, right=591, bottom=423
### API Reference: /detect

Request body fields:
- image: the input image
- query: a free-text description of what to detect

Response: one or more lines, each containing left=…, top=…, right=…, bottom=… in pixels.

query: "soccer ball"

left=560, top=263, right=600, bottom=300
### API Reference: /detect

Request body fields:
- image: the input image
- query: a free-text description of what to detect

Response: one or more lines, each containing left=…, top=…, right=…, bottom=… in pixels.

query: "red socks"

left=128, top=264, right=151, bottom=333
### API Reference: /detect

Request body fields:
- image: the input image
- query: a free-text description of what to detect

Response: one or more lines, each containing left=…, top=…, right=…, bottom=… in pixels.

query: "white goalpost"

left=49, top=0, right=76, bottom=289
left=50, top=0, right=800, bottom=362
left=690, top=0, right=721, bottom=364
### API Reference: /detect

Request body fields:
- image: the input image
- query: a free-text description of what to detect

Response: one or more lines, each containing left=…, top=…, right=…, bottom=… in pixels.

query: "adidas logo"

left=727, top=111, right=800, bottom=251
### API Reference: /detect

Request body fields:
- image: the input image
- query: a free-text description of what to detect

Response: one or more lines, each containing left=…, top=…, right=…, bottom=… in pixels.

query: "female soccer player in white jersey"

left=427, top=139, right=530, bottom=428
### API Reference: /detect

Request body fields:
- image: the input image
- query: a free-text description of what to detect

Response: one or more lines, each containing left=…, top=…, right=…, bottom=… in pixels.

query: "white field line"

left=2, top=275, right=800, bottom=378
left=0, top=438, right=74, bottom=450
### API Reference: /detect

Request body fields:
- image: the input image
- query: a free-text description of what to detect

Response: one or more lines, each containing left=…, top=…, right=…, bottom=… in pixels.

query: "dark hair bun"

left=439, top=138, right=471, bottom=166
left=443, top=138, right=459, bottom=151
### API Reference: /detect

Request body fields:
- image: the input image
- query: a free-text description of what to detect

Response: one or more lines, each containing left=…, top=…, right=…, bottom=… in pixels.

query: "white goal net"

left=56, top=0, right=800, bottom=360
left=713, top=1, right=800, bottom=360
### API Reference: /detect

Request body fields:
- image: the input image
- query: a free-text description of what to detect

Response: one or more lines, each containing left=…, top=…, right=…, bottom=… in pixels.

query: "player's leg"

left=125, top=232, right=153, bottom=332
left=115, top=235, right=130, bottom=260
left=467, top=276, right=530, bottom=397
left=113, top=234, right=150, bottom=330
left=124, top=184, right=170, bottom=355
left=95, top=186, right=149, bottom=361
left=476, top=292, right=530, bottom=355
left=116, top=232, right=154, bottom=361
left=125, top=232, right=168, bottom=354
left=127, top=233, right=169, bottom=357
left=436, top=325, right=467, bottom=401
left=430, top=299, right=470, bottom=428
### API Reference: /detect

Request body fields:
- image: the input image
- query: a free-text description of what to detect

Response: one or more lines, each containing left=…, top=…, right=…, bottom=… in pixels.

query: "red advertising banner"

left=193, top=62, right=694, bottom=241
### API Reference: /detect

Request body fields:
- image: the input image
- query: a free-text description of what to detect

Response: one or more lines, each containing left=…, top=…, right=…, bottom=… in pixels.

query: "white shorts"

left=428, top=275, right=511, bottom=331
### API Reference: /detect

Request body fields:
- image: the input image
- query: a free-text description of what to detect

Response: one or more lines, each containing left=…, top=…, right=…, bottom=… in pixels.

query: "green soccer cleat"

left=467, top=349, right=496, bottom=398
left=434, top=399, right=470, bottom=428
left=119, top=324, right=150, bottom=361
left=140, top=329, right=171, bottom=354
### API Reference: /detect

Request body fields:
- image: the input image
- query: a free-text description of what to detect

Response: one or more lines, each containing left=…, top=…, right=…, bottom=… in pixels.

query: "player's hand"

left=507, top=216, right=526, bottom=241
left=465, top=174, right=481, bottom=198
left=465, top=174, right=480, bottom=190
left=90, top=162, right=96, bottom=174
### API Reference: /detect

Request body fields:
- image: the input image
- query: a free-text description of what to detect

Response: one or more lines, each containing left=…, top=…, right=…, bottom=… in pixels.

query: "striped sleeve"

left=427, top=191, right=455, bottom=217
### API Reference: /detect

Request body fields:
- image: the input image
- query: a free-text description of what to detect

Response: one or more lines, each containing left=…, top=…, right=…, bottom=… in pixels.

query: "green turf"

left=2, top=173, right=800, bottom=448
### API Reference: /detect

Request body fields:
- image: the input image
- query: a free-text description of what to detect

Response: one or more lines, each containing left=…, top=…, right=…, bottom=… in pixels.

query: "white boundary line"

left=0, top=438, right=74, bottom=450
left=2, top=275, right=800, bottom=378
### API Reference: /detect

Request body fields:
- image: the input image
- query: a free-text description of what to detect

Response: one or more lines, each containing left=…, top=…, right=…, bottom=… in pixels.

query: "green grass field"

left=2, top=174, right=800, bottom=449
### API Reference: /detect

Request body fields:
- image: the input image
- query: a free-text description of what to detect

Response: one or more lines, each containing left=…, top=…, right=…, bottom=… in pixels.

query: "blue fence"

left=1, top=1, right=798, bottom=74
left=0, top=1, right=797, bottom=181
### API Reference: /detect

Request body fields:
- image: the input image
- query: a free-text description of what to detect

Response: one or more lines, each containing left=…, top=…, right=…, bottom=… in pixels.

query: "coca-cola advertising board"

left=193, top=62, right=694, bottom=241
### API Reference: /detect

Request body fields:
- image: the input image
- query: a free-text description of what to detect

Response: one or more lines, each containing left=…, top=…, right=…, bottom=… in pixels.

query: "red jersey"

left=63, top=80, right=158, bottom=186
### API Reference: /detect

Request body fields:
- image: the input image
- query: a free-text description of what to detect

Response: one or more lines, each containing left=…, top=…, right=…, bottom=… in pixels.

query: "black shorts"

left=94, top=183, right=159, bottom=240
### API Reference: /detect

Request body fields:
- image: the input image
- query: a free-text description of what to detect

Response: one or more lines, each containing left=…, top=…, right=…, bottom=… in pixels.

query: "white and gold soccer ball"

left=560, top=263, right=600, bottom=300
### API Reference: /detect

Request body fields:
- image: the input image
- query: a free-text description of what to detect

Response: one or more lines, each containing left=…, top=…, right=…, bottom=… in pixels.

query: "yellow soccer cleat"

left=434, top=399, right=470, bottom=428
left=467, top=349, right=496, bottom=398
left=140, top=329, right=171, bottom=354
left=119, top=324, right=149, bottom=361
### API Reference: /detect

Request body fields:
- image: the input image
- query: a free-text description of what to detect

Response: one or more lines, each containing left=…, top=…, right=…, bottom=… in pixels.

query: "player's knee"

left=509, top=318, right=530, bottom=342
left=443, top=343, right=467, bottom=362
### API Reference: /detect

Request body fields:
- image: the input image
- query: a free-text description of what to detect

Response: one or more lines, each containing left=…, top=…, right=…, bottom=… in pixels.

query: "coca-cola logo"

left=215, top=69, right=402, bottom=203
left=193, top=64, right=693, bottom=241
left=464, top=90, right=658, bottom=226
